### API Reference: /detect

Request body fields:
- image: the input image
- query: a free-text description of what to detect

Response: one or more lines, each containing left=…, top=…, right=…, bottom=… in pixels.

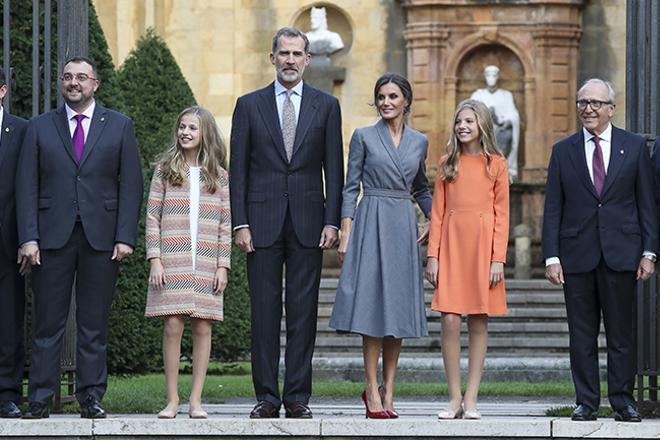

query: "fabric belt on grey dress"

left=363, top=188, right=409, bottom=199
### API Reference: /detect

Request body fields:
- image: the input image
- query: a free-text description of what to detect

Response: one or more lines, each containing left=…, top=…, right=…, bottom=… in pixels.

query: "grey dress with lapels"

left=330, top=119, right=431, bottom=338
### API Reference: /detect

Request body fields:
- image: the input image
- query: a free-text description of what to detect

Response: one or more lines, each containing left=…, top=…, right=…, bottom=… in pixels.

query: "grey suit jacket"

left=17, top=104, right=143, bottom=251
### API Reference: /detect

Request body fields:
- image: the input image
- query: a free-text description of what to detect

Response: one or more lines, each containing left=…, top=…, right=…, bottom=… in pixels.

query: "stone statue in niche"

left=306, top=6, right=344, bottom=66
left=471, top=65, right=520, bottom=181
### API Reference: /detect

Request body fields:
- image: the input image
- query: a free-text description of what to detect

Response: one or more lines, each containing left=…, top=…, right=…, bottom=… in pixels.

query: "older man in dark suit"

left=542, top=78, right=657, bottom=422
left=17, top=57, right=143, bottom=419
left=230, top=27, right=343, bottom=419
left=0, top=69, right=28, bottom=419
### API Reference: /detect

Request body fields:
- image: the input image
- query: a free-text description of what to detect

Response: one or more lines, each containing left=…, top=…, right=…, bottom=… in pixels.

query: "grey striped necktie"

left=282, top=90, right=296, bottom=162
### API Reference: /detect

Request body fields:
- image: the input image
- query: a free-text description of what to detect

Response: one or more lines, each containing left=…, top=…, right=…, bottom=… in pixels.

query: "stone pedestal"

left=304, top=64, right=346, bottom=95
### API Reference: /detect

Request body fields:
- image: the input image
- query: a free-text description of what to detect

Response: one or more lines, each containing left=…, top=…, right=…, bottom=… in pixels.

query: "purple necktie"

left=592, top=136, right=606, bottom=196
left=72, top=114, right=86, bottom=163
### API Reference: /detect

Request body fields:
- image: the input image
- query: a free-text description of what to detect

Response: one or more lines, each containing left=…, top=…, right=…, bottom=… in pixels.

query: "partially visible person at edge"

left=542, top=78, right=657, bottom=423
left=229, top=27, right=344, bottom=419
left=17, top=56, right=143, bottom=419
left=426, top=99, right=510, bottom=420
left=330, top=73, right=432, bottom=419
left=0, top=68, right=29, bottom=419
left=145, top=106, right=231, bottom=419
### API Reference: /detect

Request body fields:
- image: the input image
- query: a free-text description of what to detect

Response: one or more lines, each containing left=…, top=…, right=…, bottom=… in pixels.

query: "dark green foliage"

left=213, top=245, right=250, bottom=361
left=0, top=1, right=119, bottom=116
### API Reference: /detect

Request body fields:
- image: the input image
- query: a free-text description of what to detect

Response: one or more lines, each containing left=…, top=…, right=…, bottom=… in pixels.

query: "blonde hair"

left=156, top=106, right=227, bottom=193
left=441, top=99, right=503, bottom=182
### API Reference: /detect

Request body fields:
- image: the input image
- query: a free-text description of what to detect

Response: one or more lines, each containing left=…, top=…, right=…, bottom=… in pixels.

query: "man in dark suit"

left=16, top=57, right=143, bottom=419
left=0, top=69, right=28, bottom=419
left=543, top=78, right=657, bottom=422
left=230, top=27, right=343, bottom=419
left=654, top=137, right=660, bottom=242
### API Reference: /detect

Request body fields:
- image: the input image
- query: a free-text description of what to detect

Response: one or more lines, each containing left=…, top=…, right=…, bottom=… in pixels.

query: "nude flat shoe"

left=189, top=408, right=208, bottom=419
left=463, top=408, right=481, bottom=420
left=438, top=404, right=464, bottom=419
left=157, top=407, right=178, bottom=419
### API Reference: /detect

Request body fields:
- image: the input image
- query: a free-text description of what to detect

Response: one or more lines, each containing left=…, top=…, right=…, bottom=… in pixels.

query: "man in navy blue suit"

left=229, top=27, right=343, bottom=419
left=654, top=136, right=660, bottom=243
left=542, top=79, right=657, bottom=422
left=0, top=69, right=28, bottom=419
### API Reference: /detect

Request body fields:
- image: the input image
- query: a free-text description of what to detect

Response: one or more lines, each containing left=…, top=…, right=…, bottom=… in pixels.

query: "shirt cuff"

left=324, top=224, right=339, bottom=230
left=21, top=240, right=38, bottom=247
left=233, top=224, right=249, bottom=231
left=545, top=257, right=560, bottom=267
left=642, top=251, right=656, bottom=259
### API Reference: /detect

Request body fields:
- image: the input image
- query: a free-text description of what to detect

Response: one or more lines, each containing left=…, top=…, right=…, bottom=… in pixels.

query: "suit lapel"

left=375, top=119, right=407, bottom=186
left=567, top=130, right=599, bottom=199
left=79, top=104, right=108, bottom=167
left=291, top=83, right=319, bottom=159
left=600, top=126, right=626, bottom=198
left=0, top=111, right=11, bottom=168
left=256, top=83, right=288, bottom=163
left=53, top=106, right=78, bottom=163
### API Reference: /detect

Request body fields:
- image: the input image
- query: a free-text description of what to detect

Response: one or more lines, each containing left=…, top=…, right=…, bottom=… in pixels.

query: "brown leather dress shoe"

left=285, top=402, right=312, bottom=419
left=249, top=401, right=280, bottom=418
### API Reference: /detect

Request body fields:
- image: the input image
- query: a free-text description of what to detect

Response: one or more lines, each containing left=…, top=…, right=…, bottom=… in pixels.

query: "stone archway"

left=401, top=0, right=583, bottom=184
left=456, top=43, right=526, bottom=171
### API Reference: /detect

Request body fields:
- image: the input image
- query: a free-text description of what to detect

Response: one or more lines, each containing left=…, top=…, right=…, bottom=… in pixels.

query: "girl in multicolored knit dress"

left=144, top=106, right=232, bottom=419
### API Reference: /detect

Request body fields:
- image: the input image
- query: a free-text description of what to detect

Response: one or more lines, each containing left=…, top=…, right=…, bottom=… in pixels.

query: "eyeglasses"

left=576, top=99, right=612, bottom=111
left=59, top=73, right=98, bottom=82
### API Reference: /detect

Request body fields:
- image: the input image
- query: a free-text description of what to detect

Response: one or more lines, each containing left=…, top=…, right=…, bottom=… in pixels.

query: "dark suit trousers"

left=28, top=223, right=118, bottom=404
left=0, top=246, right=25, bottom=402
left=563, top=257, right=636, bottom=411
left=247, top=212, right=323, bottom=407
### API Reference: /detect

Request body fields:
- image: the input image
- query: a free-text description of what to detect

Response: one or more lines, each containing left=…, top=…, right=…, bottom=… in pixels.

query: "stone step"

left=315, top=291, right=566, bottom=306
left=313, top=306, right=569, bottom=320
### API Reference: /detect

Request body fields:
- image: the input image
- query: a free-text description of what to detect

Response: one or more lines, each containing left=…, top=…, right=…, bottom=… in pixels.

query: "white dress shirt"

left=65, top=101, right=95, bottom=141
left=190, top=167, right=201, bottom=272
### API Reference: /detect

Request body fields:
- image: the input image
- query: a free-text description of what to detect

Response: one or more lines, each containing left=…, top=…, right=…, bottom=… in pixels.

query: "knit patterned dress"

left=144, top=165, right=231, bottom=321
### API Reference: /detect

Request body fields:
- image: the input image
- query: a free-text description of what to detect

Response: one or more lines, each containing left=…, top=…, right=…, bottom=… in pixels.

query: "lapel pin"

left=620, top=149, right=624, bottom=155
left=4, top=127, right=9, bottom=132
left=100, top=117, right=105, bottom=122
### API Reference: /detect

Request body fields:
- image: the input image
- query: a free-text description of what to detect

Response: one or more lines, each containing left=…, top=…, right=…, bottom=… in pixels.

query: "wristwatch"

left=643, top=254, right=657, bottom=263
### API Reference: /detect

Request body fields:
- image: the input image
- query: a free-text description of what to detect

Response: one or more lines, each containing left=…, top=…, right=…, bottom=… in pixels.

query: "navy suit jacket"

left=542, top=126, right=657, bottom=273
left=17, top=104, right=143, bottom=252
left=653, top=136, right=660, bottom=243
left=229, top=82, right=344, bottom=248
left=0, top=111, right=27, bottom=257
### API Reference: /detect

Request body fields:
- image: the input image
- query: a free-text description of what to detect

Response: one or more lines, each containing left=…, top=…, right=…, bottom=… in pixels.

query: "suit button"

left=598, top=203, right=602, bottom=208
left=77, top=176, right=81, bottom=181
left=284, top=193, right=289, bottom=197
left=288, top=171, right=293, bottom=176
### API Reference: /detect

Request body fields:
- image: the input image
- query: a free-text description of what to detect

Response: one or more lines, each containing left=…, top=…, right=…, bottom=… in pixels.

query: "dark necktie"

left=72, top=114, right=86, bottom=163
left=282, top=90, right=296, bottom=162
left=592, top=136, right=606, bottom=196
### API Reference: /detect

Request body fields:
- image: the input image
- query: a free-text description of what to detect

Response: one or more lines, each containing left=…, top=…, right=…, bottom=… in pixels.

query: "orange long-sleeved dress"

left=427, top=154, right=510, bottom=315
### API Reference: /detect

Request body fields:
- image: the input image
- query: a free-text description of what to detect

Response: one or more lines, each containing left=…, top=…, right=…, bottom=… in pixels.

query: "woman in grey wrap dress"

left=330, top=73, right=432, bottom=418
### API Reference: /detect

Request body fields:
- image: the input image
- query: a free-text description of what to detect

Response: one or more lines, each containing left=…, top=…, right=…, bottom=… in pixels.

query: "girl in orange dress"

left=425, top=99, right=509, bottom=420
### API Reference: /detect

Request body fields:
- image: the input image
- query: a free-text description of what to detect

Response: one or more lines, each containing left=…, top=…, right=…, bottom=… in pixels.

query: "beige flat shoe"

left=189, top=408, right=208, bottom=419
left=438, top=405, right=464, bottom=419
left=463, top=408, right=481, bottom=420
left=157, top=407, right=178, bottom=419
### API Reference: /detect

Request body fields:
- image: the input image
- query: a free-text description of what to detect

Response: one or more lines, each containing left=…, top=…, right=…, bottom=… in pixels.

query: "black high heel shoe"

left=361, top=390, right=389, bottom=419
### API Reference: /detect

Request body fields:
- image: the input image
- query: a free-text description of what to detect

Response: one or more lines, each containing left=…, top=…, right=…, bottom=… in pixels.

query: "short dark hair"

left=373, top=72, right=413, bottom=115
left=271, top=27, right=309, bottom=54
left=64, top=56, right=98, bottom=78
left=0, top=68, right=5, bottom=87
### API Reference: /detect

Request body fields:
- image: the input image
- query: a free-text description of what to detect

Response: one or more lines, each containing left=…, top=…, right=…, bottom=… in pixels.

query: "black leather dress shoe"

left=285, top=402, right=313, bottom=419
left=0, top=400, right=22, bottom=418
left=613, top=404, right=641, bottom=422
left=22, top=401, right=50, bottom=419
left=571, top=404, right=597, bottom=421
left=249, top=401, right=280, bottom=418
left=80, top=396, right=106, bottom=419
